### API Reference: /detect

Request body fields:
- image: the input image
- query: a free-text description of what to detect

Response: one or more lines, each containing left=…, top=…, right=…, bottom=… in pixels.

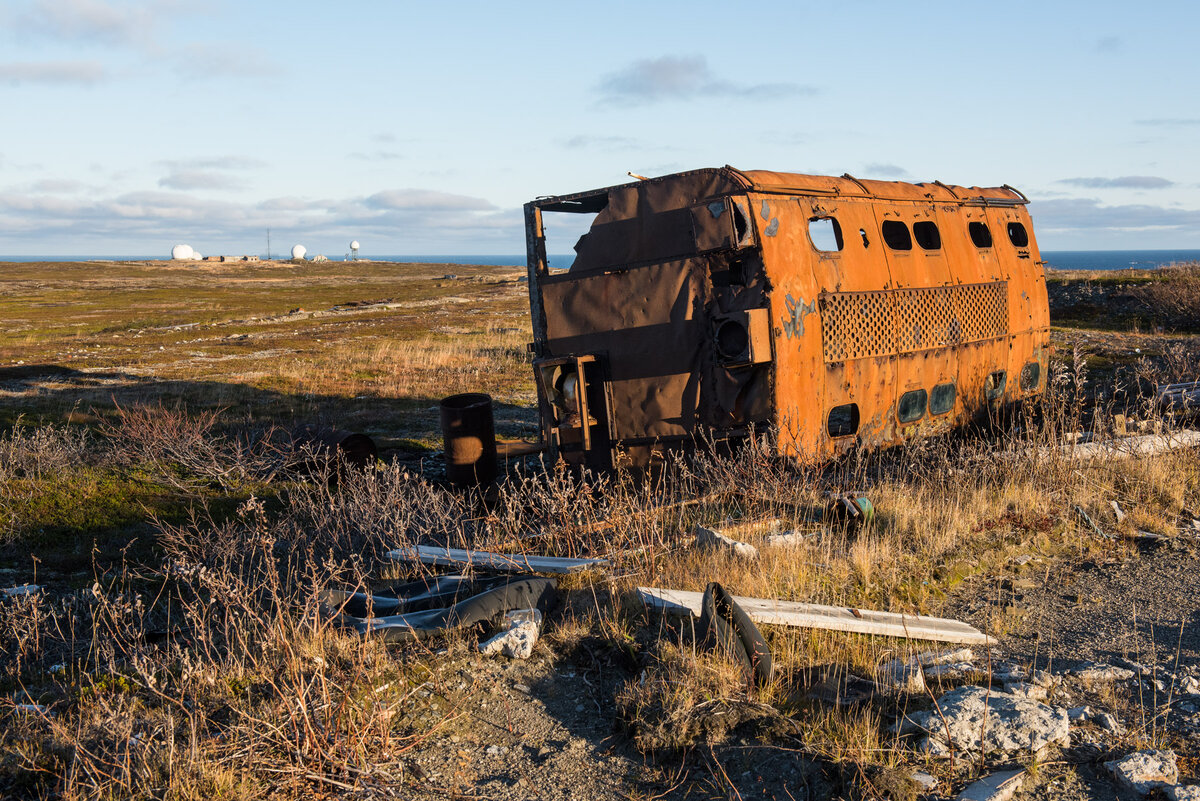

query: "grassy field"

left=2, top=260, right=1200, bottom=800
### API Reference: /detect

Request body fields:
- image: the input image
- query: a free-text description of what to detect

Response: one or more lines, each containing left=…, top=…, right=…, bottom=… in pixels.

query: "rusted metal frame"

left=531, top=353, right=600, bottom=457
left=575, top=356, right=593, bottom=452
left=524, top=202, right=549, bottom=357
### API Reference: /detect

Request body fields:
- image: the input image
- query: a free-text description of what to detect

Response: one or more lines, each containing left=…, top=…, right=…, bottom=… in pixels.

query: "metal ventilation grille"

left=820, top=281, right=1008, bottom=362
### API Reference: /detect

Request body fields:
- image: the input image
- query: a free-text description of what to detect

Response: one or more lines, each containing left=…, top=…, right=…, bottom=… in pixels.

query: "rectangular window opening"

left=1007, top=221, right=1029, bottom=247
left=984, top=370, right=1007, bottom=401
left=898, top=388, right=927, bottom=423
left=913, top=220, right=941, bottom=250
left=808, top=216, right=843, bottom=252
left=881, top=220, right=912, bottom=250
left=969, top=221, right=993, bottom=248
left=828, top=403, right=859, bottom=437
left=1020, top=361, right=1041, bottom=391
left=930, top=382, right=956, bottom=415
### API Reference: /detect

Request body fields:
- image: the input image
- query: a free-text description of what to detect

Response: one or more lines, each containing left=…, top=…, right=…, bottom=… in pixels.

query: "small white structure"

left=171, top=244, right=194, bottom=261
left=290, top=244, right=307, bottom=260
left=350, top=240, right=360, bottom=259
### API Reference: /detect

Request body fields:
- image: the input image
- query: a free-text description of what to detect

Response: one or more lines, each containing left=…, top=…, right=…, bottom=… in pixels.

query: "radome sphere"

left=350, top=240, right=360, bottom=251
left=171, top=244, right=194, bottom=261
left=291, top=245, right=307, bottom=260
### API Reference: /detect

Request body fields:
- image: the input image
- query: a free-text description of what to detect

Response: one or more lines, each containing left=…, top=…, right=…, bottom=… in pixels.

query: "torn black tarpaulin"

left=322, top=574, right=556, bottom=642
left=697, top=582, right=773, bottom=687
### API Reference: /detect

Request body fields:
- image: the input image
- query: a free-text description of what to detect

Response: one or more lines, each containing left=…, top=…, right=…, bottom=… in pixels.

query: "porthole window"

left=913, top=221, right=941, bottom=250
left=828, top=403, right=859, bottom=437
left=808, top=217, right=843, bottom=252
left=984, top=370, right=1006, bottom=401
left=882, top=220, right=912, bottom=250
left=898, top=389, right=927, bottom=423
left=1020, top=361, right=1041, bottom=391
left=1007, top=222, right=1029, bottom=247
left=930, top=382, right=956, bottom=415
left=969, top=221, right=993, bottom=248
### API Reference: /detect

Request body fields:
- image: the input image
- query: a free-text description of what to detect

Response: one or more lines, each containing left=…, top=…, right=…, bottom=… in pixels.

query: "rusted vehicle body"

left=524, top=166, right=1049, bottom=469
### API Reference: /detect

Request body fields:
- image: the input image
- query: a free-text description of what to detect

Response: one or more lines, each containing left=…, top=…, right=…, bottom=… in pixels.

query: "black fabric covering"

left=697, top=582, right=773, bottom=687
left=322, top=575, right=557, bottom=643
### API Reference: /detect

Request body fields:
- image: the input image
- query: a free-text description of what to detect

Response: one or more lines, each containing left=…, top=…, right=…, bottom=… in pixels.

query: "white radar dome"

left=171, top=244, right=194, bottom=261
left=350, top=240, right=360, bottom=250
left=291, top=244, right=307, bottom=260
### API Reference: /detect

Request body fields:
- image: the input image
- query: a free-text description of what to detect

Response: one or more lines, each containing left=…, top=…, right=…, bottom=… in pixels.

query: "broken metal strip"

left=637, top=587, right=997, bottom=646
left=387, top=545, right=609, bottom=575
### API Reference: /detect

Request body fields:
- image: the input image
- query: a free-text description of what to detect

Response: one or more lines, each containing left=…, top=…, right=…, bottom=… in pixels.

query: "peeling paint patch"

left=764, top=217, right=779, bottom=237
left=708, top=201, right=725, bottom=219
left=760, top=200, right=770, bottom=221
left=781, top=294, right=817, bottom=339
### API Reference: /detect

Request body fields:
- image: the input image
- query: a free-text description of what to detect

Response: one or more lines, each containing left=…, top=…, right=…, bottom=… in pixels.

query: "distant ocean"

left=3, top=250, right=1199, bottom=272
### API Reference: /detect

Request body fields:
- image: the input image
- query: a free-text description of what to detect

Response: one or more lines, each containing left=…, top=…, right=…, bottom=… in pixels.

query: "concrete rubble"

left=693, top=525, right=759, bottom=560
left=909, top=685, right=1070, bottom=757
left=955, top=770, right=1025, bottom=801
left=1169, top=786, right=1200, bottom=801
left=1104, top=750, right=1178, bottom=797
left=879, top=648, right=977, bottom=692
left=1071, top=663, right=1135, bottom=682
left=478, top=609, right=542, bottom=659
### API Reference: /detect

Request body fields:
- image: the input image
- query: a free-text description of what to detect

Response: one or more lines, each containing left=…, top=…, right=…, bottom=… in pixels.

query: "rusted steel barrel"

left=440, top=392, right=497, bottom=487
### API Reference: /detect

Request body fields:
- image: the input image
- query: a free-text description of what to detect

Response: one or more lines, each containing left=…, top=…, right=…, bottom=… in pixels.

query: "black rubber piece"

left=322, top=576, right=557, bottom=643
left=697, top=581, right=773, bottom=687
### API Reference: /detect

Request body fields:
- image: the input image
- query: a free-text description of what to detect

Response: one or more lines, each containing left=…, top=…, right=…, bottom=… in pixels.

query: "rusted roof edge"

left=529, top=167, right=1028, bottom=210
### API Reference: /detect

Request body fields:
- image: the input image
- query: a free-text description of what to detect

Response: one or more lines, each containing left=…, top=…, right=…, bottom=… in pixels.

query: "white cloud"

left=1057, top=176, right=1174, bottom=189
left=596, top=55, right=816, bottom=106
left=0, top=186, right=521, bottom=251
left=159, top=171, right=247, bottom=191
left=0, top=60, right=106, bottom=85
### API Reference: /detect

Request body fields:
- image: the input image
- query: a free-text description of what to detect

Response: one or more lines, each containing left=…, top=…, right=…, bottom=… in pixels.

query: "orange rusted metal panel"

left=525, top=167, right=1050, bottom=469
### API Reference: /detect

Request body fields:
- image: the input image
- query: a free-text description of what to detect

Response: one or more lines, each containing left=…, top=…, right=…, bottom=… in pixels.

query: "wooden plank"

left=387, top=545, right=608, bottom=575
left=637, top=587, right=996, bottom=646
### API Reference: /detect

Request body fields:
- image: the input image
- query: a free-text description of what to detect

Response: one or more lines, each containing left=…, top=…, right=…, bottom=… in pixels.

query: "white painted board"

left=637, top=587, right=996, bottom=646
left=387, top=545, right=609, bottom=575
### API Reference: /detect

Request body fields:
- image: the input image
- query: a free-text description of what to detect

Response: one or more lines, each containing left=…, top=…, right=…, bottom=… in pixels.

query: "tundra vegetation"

left=1, top=260, right=1200, bottom=799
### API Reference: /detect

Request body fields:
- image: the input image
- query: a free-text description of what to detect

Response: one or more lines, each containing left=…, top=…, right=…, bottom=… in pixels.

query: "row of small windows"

left=826, top=363, right=1041, bottom=438
left=808, top=216, right=1029, bottom=254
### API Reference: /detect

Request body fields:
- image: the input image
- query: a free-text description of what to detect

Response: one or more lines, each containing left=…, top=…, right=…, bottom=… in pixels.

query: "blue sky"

left=1, top=0, right=1198, bottom=257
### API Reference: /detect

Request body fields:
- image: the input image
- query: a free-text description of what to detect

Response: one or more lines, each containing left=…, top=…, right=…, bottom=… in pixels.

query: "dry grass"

left=4, top=260, right=1200, bottom=798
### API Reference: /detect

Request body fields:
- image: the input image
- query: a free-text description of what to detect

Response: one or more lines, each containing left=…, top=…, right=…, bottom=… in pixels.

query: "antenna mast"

left=266, top=228, right=271, bottom=260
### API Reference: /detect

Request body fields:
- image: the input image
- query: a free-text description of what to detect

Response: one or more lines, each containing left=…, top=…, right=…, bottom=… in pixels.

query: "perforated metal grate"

left=820, top=281, right=1008, bottom=362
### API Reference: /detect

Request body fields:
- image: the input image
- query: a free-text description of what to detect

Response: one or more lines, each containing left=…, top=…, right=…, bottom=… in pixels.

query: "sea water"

left=3, top=251, right=1199, bottom=272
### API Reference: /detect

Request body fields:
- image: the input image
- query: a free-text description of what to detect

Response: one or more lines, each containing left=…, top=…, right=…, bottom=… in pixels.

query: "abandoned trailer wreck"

left=525, top=166, right=1051, bottom=468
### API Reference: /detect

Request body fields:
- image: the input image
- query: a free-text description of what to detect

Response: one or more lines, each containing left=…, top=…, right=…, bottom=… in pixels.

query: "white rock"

left=1072, top=664, right=1135, bottom=682
left=1003, top=681, right=1048, bottom=701
left=1169, top=785, right=1200, bottom=801
left=956, top=770, right=1025, bottom=801
left=1178, top=675, right=1200, bottom=695
left=764, top=530, right=815, bottom=547
left=1095, top=711, right=1123, bottom=734
left=910, top=686, right=1070, bottom=757
left=1105, top=750, right=1178, bottom=796
left=911, top=771, right=938, bottom=791
left=694, top=525, right=758, bottom=560
left=0, top=584, right=41, bottom=599
left=478, top=609, right=542, bottom=659
left=1067, top=705, right=1091, bottom=722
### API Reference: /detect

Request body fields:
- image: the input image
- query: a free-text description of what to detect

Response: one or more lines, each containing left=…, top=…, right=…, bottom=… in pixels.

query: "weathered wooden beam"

left=387, top=545, right=608, bottom=575
left=637, top=587, right=996, bottom=646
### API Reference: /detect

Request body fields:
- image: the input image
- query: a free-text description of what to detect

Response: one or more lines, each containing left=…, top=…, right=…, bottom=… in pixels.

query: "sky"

left=1, top=0, right=1198, bottom=257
